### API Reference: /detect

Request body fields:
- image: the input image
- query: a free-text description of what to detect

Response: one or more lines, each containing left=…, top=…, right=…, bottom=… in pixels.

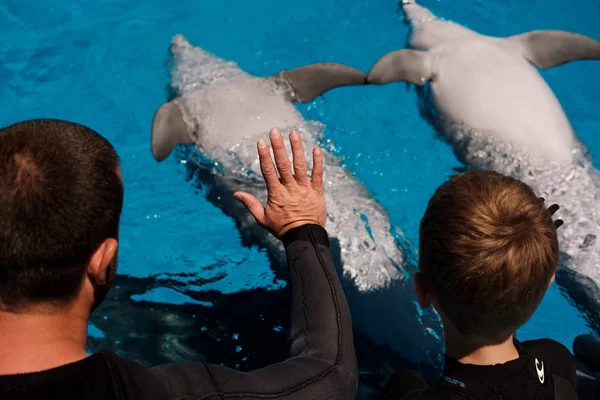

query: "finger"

left=548, top=203, right=560, bottom=216
left=290, top=131, right=309, bottom=185
left=269, top=129, right=295, bottom=185
left=554, top=219, right=564, bottom=229
left=257, top=138, right=280, bottom=192
left=311, top=147, right=323, bottom=191
left=233, top=192, right=266, bottom=225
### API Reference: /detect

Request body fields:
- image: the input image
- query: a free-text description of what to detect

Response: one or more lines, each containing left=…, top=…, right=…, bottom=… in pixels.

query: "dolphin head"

left=169, top=34, right=246, bottom=96
left=151, top=35, right=248, bottom=162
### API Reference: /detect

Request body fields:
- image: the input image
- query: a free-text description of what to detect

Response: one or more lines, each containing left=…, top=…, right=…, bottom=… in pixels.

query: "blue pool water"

left=1, top=0, right=599, bottom=396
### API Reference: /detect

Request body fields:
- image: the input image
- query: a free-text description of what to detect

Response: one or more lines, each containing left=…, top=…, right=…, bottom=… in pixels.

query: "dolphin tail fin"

left=151, top=101, right=193, bottom=162
left=268, top=62, right=367, bottom=103
left=508, top=30, right=600, bottom=69
left=366, top=49, right=434, bottom=85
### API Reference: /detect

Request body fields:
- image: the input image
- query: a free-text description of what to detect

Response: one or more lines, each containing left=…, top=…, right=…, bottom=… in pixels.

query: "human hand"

left=233, top=128, right=326, bottom=239
left=539, top=197, right=564, bottom=229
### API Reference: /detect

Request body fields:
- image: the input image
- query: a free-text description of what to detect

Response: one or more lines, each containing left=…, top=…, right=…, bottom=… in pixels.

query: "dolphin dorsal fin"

left=507, top=30, right=600, bottom=69
left=151, top=101, right=193, bottom=162
left=268, top=62, right=367, bottom=103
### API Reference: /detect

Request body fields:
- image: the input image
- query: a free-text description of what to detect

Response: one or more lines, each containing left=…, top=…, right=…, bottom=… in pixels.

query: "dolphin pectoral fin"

left=508, top=30, right=600, bottom=69
left=366, top=50, right=434, bottom=85
left=151, top=101, right=193, bottom=162
left=269, top=62, right=367, bottom=103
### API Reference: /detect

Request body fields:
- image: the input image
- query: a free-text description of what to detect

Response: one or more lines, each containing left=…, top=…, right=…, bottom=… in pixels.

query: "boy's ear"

left=414, top=271, right=435, bottom=309
left=548, top=273, right=556, bottom=287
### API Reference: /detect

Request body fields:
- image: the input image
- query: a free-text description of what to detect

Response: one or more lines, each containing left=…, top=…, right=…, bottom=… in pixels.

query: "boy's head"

left=415, top=171, right=560, bottom=344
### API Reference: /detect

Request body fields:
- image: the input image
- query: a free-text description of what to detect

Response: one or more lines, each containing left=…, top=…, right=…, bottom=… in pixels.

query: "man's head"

left=0, top=119, right=123, bottom=313
left=415, top=171, right=560, bottom=344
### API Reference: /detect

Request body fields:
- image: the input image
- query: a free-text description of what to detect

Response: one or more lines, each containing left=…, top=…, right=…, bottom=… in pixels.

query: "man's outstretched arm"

left=148, top=129, right=357, bottom=399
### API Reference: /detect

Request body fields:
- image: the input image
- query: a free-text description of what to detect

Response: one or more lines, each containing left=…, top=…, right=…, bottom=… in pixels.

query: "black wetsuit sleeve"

left=148, top=224, right=358, bottom=400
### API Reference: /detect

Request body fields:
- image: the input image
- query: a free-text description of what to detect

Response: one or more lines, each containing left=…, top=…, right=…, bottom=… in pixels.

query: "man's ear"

left=87, top=238, right=118, bottom=285
left=414, top=271, right=435, bottom=309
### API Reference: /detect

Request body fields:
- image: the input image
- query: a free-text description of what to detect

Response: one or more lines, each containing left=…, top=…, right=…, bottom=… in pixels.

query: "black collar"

left=438, top=338, right=536, bottom=397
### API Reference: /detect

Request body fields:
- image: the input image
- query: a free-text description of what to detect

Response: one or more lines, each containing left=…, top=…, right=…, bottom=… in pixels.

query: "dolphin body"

left=367, top=0, right=600, bottom=394
left=366, top=0, right=600, bottom=326
left=151, top=34, right=443, bottom=369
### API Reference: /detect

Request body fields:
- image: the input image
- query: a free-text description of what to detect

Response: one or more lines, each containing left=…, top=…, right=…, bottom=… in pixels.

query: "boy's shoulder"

left=519, top=338, right=577, bottom=386
left=520, top=338, right=574, bottom=362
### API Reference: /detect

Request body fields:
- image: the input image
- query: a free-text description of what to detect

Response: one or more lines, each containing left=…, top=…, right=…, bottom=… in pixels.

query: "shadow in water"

left=89, top=272, right=436, bottom=400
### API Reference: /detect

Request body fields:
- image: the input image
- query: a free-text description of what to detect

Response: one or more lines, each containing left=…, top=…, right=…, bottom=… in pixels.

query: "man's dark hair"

left=0, top=119, right=123, bottom=311
left=419, top=171, right=559, bottom=343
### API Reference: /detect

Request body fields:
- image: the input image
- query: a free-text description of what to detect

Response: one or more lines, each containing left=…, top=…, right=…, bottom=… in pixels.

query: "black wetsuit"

left=0, top=224, right=357, bottom=400
left=382, top=339, right=578, bottom=399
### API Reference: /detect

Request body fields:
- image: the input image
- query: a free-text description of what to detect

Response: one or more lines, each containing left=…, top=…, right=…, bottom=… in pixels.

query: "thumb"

left=234, top=192, right=265, bottom=225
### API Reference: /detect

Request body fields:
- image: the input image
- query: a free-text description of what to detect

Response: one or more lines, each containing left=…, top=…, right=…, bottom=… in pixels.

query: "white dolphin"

left=150, top=34, right=444, bottom=366
left=367, top=0, right=600, bottom=349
